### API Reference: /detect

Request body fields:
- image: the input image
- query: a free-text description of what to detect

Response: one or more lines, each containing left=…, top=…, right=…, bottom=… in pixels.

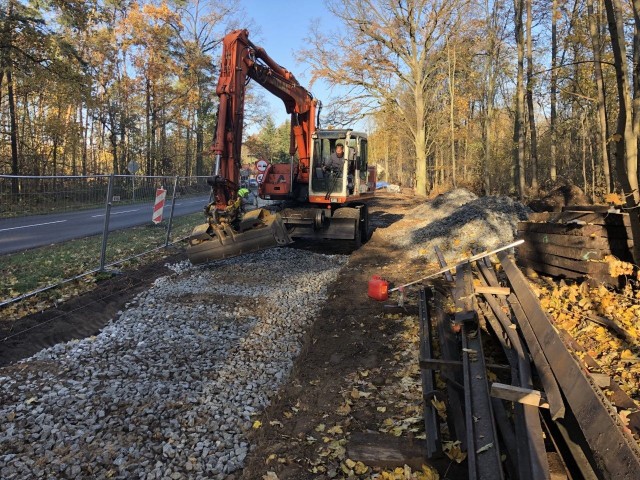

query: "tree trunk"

left=514, top=0, right=526, bottom=197
left=145, top=77, right=152, bottom=176
left=52, top=132, right=58, bottom=177
left=590, top=130, right=596, bottom=198
left=384, top=135, right=390, bottom=183
left=447, top=39, right=457, bottom=188
left=81, top=105, right=88, bottom=175
left=633, top=0, right=640, bottom=190
left=587, top=0, right=612, bottom=194
left=414, top=87, right=428, bottom=196
left=120, top=111, right=127, bottom=173
left=581, top=114, right=588, bottom=194
left=160, top=105, right=168, bottom=175
left=7, top=68, right=19, bottom=194
left=3, top=1, right=18, bottom=194
left=71, top=107, right=79, bottom=176
left=550, top=0, right=558, bottom=182
left=109, top=108, right=118, bottom=174
left=525, top=0, right=538, bottom=191
left=196, top=101, right=205, bottom=176
left=195, top=79, right=206, bottom=176
left=604, top=0, right=640, bottom=262
left=185, top=109, right=193, bottom=177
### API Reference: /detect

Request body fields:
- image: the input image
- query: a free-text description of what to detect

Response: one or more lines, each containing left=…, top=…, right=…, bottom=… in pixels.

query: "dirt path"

left=241, top=193, right=466, bottom=479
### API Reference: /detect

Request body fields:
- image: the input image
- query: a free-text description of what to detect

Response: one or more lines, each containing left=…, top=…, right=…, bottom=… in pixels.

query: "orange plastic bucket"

left=368, top=275, right=389, bottom=301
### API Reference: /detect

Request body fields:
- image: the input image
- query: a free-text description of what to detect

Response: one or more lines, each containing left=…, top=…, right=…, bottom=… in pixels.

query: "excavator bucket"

left=186, top=208, right=293, bottom=265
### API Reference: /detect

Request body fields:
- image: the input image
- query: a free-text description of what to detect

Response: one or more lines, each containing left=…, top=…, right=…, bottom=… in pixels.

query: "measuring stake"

left=388, top=239, right=524, bottom=293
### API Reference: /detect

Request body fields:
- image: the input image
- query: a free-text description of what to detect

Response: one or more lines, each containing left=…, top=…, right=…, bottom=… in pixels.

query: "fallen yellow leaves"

left=336, top=401, right=352, bottom=416
left=442, top=440, right=467, bottom=463
left=604, top=255, right=634, bottom=277
left=373, top=464, right=440, bottom=480
left=318, top=438, right=347, bottom=460
left=536, top=279, right=640, bottom=406
left=341, top=458, right=369, bottom=476
left=430, top=398, right=447, bottom=421
left=351, top=388, right=372, bottom=399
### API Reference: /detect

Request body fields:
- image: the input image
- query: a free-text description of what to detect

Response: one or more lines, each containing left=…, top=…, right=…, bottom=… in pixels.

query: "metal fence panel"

left=0, top=175, right=212, bottom=309
left=0, top=175, right=210, bottom=219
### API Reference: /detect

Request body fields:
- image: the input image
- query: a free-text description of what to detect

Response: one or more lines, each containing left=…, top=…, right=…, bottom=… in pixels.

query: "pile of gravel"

left=0, top=249, right=347, bottom=480
left=381, top=188, right=531, bottom=260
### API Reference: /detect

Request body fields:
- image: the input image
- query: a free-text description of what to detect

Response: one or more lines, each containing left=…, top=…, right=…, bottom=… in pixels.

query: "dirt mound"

left=528, top=183, right=590, bottom=212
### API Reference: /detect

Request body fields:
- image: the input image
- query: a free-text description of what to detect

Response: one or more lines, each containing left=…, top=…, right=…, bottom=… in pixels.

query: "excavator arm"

left=188, top=29, right=372, bottom=265
left=209, top=29, right=317, bottom=211
left=188, top=29, right=319, bottom=264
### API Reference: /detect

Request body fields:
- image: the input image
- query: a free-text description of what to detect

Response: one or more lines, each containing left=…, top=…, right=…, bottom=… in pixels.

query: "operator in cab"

left=323, top=143, right=345, bottom=175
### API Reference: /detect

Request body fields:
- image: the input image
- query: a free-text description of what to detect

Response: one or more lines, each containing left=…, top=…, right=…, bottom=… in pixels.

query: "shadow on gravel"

left=371, top=212, right=404, bottom=228
left=410, top=203, right=503, bottom=246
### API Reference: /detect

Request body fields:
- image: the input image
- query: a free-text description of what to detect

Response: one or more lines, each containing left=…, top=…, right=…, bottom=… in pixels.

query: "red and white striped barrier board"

left=152, top=188, right=167, bottom=224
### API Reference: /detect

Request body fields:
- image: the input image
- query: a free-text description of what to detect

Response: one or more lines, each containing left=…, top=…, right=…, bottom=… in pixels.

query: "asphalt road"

left=0, top=195, right=211, bottom=256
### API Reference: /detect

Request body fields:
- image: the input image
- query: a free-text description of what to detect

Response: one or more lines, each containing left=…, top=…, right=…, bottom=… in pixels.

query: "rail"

left=413, top=246, right=640, bottom=479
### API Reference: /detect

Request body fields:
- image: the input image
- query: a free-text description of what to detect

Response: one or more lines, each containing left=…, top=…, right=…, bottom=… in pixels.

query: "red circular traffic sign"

left=256, top=160, right=268, bottom=172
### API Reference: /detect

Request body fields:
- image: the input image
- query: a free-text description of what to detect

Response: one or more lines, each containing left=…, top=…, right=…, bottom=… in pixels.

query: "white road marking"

left=0, top=219, right=67, bottom=232
left=91, top=209, right=139, bottom=218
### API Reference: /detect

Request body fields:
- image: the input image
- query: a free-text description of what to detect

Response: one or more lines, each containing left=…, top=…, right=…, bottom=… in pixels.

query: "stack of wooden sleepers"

left=516, top=206, right=634, bottom=285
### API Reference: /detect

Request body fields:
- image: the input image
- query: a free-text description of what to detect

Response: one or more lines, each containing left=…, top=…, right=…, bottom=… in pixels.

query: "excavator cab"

left=309, top=130, right=370, bottom=203
left=272, top=129, right=372, bottom=248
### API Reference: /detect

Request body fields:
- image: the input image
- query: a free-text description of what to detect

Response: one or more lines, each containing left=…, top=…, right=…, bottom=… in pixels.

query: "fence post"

left=165, top=176, right=179, bottom=247
left=99, top=174, right=115, bottom=271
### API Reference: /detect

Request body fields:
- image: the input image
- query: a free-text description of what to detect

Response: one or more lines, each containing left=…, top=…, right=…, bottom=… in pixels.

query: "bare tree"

left=171, top=0, right=238, bottom=176
left=525, top=0, right=538, bottom=191
left=513, top=0, right=526, bottom=197
left=550, top=0, right=558, bottom=183
left=586, top=0, right=612, bottom=193
left=604, top=0, right=640, bottom=262
left=480, top=0, right=505, bottom=195
left=447, top=37, right=457, bottom=188
left=299, top=0, right=465, bottom=196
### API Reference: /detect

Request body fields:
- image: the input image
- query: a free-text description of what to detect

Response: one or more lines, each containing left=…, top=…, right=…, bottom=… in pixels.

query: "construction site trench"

left=2, top=190, right=639, bottom=480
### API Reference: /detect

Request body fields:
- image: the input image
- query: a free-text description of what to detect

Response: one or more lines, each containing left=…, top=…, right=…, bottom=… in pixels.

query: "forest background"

left=2, top=0, right=640, bottom=206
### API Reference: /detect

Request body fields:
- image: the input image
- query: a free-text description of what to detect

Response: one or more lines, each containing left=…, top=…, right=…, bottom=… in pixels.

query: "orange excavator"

left=187, top=29, right=375, bottom=264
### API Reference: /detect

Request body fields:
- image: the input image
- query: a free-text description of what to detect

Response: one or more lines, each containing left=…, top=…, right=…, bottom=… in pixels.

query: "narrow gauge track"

left=0, top=233, right=365, bottom=368
left=417, top=251, right=640, bottom=479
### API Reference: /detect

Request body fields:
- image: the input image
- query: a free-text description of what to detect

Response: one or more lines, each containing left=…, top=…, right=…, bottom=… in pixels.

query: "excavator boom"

left=187, top=29, right=317, bottom=264
left=186, top=29, right=371, bottom=265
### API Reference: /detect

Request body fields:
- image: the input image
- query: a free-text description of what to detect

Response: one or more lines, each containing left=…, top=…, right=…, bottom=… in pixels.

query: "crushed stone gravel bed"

left=378, top=188, right=531, bottom=260
left=0, top=249, right=347, bottom=480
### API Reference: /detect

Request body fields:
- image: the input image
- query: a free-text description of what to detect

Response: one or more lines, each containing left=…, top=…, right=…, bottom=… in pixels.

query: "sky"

left=240, top=0, right=338, bottom=128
